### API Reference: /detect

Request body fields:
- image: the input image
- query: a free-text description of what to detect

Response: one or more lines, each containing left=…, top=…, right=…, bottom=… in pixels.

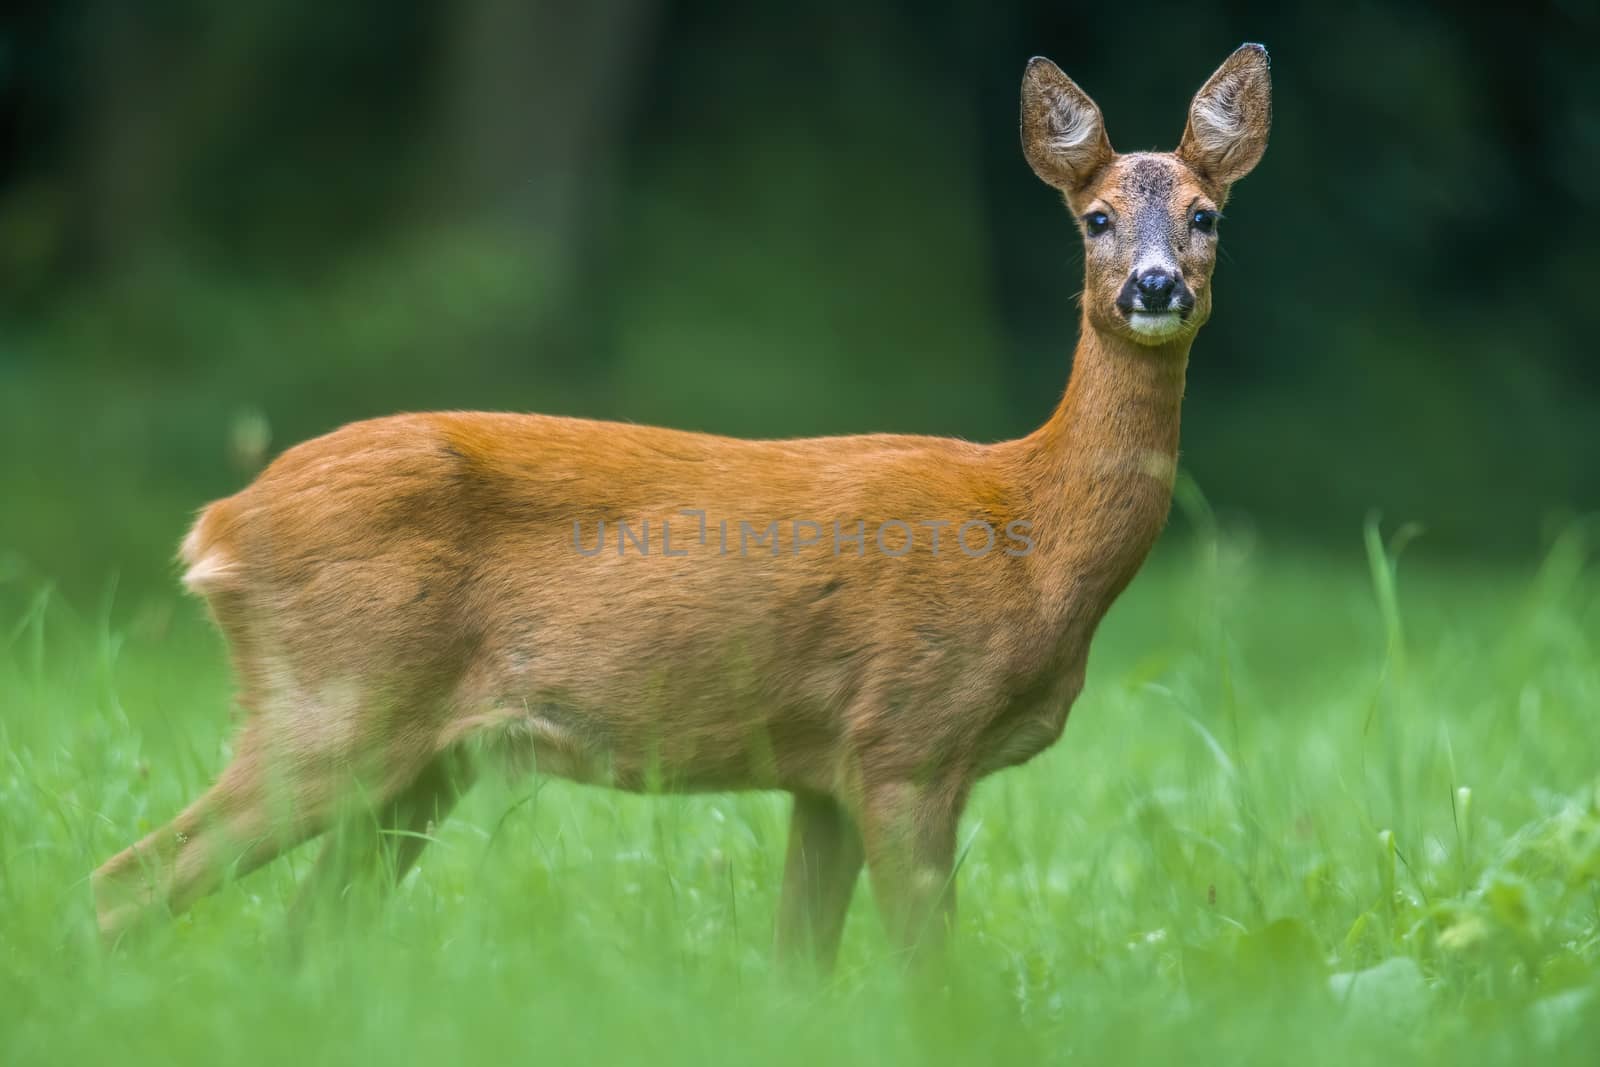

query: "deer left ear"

left=1177, top=43, right=1272, bottom=187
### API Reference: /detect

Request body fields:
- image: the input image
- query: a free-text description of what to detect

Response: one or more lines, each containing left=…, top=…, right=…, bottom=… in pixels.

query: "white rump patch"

left=181, top=550, right=238, bottom=593
left=179, top=521, right=206, bottom=563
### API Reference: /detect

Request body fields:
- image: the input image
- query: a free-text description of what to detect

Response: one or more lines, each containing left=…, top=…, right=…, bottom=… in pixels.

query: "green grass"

left=2, top=515, right=1598, bottom=1065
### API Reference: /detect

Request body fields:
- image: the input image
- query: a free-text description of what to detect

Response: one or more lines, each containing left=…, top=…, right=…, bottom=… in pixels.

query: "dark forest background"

left=1, top=1, right=1597, bottom=597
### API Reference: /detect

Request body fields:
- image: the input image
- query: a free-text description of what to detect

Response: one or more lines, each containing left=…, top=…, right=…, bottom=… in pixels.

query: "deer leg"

left=858, top=778, right=968, bottom=966
left=92, top=724, right=343, bottom=945
left=287, top=752, right=473, bottom=933
left=774, top=791, right=864, bottom=976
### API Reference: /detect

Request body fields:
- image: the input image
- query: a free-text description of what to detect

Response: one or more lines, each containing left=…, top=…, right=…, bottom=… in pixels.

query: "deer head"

left=1022, top=44, right=1272, bottom=345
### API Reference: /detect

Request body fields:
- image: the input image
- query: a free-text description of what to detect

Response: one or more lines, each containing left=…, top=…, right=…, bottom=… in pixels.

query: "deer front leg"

left=774, top=791, right=864, bottom=976
left=859, top=778, right=968, bottom=965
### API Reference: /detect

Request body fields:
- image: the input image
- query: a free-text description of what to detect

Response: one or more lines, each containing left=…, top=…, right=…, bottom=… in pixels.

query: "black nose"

left=1134, top=270, right=1177, bottom=310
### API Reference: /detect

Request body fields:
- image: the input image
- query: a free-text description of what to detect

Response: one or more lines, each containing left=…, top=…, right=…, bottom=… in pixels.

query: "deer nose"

left=1134, top=270, right=1177, bottom=310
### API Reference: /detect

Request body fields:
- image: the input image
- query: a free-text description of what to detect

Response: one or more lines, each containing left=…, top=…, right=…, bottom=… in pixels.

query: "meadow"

left=3, top=491, right=1596, bottom=1064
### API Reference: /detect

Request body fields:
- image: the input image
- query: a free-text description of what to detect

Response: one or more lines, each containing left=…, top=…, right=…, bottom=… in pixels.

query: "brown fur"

left=93, top=46, right=1271, bottom=967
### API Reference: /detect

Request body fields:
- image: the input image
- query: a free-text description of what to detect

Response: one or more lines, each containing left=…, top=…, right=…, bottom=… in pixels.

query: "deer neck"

left=1013, top=316, right=1190, bottom=622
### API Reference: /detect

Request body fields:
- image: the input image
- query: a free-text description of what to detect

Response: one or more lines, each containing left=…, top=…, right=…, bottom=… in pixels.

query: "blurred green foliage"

left=1, top=1, right=1596, bottom=599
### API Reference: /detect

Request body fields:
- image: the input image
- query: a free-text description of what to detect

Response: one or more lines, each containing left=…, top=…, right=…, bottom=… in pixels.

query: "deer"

left=93, top=45, right=1271, bottom=969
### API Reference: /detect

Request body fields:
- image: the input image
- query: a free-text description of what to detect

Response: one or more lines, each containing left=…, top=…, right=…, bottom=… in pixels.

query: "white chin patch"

left=1128, top=311, right=1183, bottom=340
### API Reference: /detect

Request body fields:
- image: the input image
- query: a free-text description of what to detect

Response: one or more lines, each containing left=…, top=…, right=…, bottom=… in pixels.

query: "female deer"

left=94, top=46, right=1271, bottom=968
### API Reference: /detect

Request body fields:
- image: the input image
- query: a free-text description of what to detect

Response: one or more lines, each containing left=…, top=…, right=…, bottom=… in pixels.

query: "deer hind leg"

left=92, top=719, right=339, bottom=945
left=287, top=749, right=474, bottom=936
left=92, top=697, right=445, bottom=946
left=774, top=791, right=864, bottom=976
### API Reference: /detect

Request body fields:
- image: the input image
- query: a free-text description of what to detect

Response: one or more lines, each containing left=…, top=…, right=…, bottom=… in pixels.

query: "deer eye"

left=1084, top=211, right=1111, bottom=236
left=1191, top=208, right=1218, bottom=233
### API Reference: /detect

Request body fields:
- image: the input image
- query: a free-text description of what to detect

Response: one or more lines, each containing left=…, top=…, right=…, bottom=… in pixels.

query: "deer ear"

left=1021, top=57, right=1113, bottom=192
left=1177, top=43, right=1272, bottom=187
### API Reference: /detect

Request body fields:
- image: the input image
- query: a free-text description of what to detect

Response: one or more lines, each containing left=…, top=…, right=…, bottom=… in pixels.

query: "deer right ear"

left=1021, top=57, right=1113, bottom=192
